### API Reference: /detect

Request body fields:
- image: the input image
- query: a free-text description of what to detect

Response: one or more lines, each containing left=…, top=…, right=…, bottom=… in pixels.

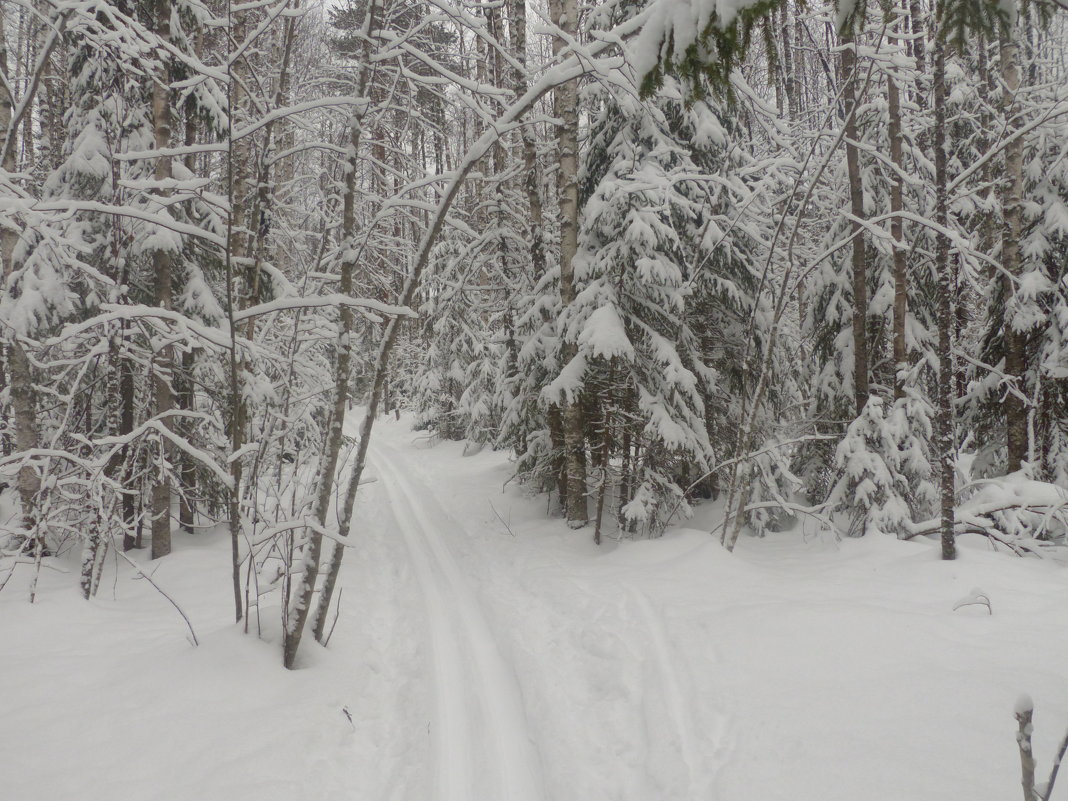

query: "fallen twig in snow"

left=489, top=500, right=516, bottom=537
left=953, top=588, right=992, bottom=614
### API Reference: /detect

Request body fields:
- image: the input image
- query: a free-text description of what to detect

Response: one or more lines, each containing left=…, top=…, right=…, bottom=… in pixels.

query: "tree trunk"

left=548, top=406, right=568, bottom=506
left=9, top=343, right=39, bottom=525
left=119, top=346, right=137, bottom=550
left=550, top=0, right=588, bottom=528
left=225, top=15, right=253, bottom=611
left=510, top=0, right=561, bottom=494
left=593, top=403, right=611, bottom=546
left=290, top=0, right=380, bottom=664
left=177, top=349, right=196, bottom=534
left=887, top=10, right=908, bottom=399
left=149, top=0, right=173, bottom=560
left=841, top=31, right=870, bottom=415
left=19, top=10, right=35, bottom=173
left=932, top=9, right=955, bottom=561
left=0, top=20, right=40, bottom=531
left=1000, top=29, right=1028, bottom=473
left=909, top=0, right=927, bottom=148
left=178, top=59, right=201, bottom=537
left=511, top=0, right=546, bottom=282
left=297, top=113, right=367, bottom=660
left=781, top=5, right=798, bottom=119
left=1015, top=700, right=1036, bottom=801
left=79, top=513, right=102, bottom=600
left=224, top=13, right=251, bottom=624
left=244, top=17, right=297, bottom=346
left=617, top=424, right=632, bottom=528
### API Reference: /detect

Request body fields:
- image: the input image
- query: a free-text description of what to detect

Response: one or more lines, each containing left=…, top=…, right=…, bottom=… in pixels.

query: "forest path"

left=365, top=418, right=733, bottom=801
left=370, top=439, right=545, bottom=801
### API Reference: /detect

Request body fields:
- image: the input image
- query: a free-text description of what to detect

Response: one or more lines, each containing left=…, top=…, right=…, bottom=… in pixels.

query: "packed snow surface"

left=3, top=413, right=1068, bottom=801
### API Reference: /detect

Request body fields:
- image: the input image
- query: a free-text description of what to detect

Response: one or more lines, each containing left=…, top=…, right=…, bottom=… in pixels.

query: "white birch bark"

left=549, top=0, right=588, bottom=528
left=289, top=0, right=380, bottom=665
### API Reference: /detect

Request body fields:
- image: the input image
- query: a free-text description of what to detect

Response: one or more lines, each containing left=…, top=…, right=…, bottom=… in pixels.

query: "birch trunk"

left=510, top=0, right=563, bottom=496
left=550, top=0, right=588, bottom=528
left=511, top=0, right=546, bottom=281
left=781, top=5, right=798, bottom=119
left=506, top=0, right=564, bottom=473
left=289, top=0, right=379, bottom=664
left=79, top=513, right=103, bottom=599
left=293, top=116, right=366, bottom=661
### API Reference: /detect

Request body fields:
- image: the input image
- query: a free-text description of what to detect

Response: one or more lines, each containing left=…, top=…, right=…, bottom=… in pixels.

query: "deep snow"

left=3, top=413, right=1067, bottom=801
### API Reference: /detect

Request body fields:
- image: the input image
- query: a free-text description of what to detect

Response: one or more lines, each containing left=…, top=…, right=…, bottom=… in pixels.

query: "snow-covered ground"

left=3, top=413, right=1068, bottom=801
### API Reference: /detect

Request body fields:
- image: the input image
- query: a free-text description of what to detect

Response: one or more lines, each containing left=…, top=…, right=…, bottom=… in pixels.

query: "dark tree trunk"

left=841, top=32, right=870, bottom=415
left=932, top=10, right=955, bottom=561
left=149, top=0, right=173, bottom=560
left=1000, top=30, right=1029, bottom=472
left=887, top=14, right=908, bottom=400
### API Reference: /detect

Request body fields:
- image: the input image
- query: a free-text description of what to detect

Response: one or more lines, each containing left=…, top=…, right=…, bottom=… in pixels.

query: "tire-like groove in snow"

left=372, top=442, right=544, bottom=801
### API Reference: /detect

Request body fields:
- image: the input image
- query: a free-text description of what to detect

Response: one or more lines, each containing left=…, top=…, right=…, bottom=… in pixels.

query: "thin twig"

left=488, top=499, right=515, bottom=537
left=1043, top=727, right=1068, bottom=801
left=114, top=547, right=199, bottom=646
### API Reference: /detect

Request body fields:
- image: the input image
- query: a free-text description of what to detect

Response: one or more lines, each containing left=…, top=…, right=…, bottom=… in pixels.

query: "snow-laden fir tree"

left=961, top=16, right=1068, bottom=486
left=829, top=391, right=937, bottom=536
left=796, top=0, right=937, bottom=535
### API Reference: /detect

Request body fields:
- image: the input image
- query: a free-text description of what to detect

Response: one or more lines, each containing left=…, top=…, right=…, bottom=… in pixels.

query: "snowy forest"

left=2, top=0, right=1068, bottom=796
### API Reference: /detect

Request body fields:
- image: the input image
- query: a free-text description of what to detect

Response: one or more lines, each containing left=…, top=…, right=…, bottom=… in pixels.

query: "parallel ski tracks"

left=371, top=442, right=543, bottom=801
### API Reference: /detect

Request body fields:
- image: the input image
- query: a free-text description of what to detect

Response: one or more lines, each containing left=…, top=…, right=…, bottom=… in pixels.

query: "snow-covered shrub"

left=829, top=394, right=934, bottom=537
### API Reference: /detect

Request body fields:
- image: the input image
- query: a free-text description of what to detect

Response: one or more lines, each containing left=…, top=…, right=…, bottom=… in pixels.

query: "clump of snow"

left=631, top=0, right=766, bottom=84
left=1016, top=693, right=1035, bottom=716
left=948, top=473, right=1068, bottom=545
left=577, top=305, right=634, bottom=361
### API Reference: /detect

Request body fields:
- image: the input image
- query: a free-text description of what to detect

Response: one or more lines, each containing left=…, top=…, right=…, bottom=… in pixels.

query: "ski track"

left=628, top=590, right=699, bottom=785
left=371, top=442, right=544, bottom=801
left=527, top=562, right=733, bottom=800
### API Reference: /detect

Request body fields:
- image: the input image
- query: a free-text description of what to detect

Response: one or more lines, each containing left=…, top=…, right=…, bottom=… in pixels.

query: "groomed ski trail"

left=371, top=441, right=544, bottom=801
